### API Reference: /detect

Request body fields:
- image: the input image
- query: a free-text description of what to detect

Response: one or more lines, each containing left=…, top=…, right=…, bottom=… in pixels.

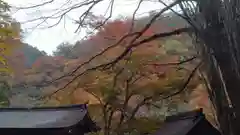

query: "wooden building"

left=0, top=104, right=100, bottom=135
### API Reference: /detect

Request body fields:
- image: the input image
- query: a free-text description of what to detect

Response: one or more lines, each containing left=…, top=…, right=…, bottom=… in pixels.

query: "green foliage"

left=122, top=117, right=163, bottom=135
left=53, top=42, right=74, bottom=58
left=21, top=44, right=46, bottom=67
left=0, top=1, right=22, bottom=74
left=0, top=81, right=10, bottom=107
left=163, top=39, right=188, bottom=54
left=99, top=85, right=118, bottom=102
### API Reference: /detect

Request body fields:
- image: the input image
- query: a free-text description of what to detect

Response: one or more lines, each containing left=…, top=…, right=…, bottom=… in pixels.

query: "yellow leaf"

left=0, top=67, right=11, bottom=73
left=0, top=57, right=6, bottom=65
left=2, top=47, right=13, bottom=55
left=0, top=43, right=7, bottom=49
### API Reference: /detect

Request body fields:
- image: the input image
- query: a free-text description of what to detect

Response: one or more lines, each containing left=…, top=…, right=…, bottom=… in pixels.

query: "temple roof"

left=153, top=108, right=221, bottom=135
left=0, top=104, right=88, bottom=128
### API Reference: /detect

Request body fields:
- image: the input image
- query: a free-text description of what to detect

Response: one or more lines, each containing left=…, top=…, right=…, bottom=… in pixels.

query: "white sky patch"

left=5, top=0, right=170, bottom=54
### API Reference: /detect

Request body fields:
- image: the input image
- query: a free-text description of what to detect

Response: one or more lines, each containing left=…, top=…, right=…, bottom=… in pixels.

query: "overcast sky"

left=5, top=0, right=168, bottom=55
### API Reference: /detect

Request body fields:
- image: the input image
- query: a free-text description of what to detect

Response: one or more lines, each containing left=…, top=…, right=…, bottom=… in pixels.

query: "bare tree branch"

left=16, top=0, right=54, bottom=9
left=106, top=108, right=114, bottom=135
left=74, top=0, right=104, bottom=33
left=37, top=32, right=139, bottom=87
left=129, top=0, right=144, bottom=32
left=102, top=27, right=191, bottom=69
left=146, top=56, right=197, bottom=67
left=19, top=1, right=190, bottom=93
left=22, top=0, right=100, bottom=29
left=126, top=61, right=202, bottom=122
left=120, top=0, right=184, bottom=55
left=32, top=26, right=190, bottom=101
left=17, top=0, right=192, bottom=105
left=117, top=71, right=135, bottom=128
left=162, top=60, right=202, bottom=99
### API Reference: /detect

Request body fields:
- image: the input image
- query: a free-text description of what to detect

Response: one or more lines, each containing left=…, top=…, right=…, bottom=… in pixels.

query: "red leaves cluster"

left=89, top=19, right=156, bottom=48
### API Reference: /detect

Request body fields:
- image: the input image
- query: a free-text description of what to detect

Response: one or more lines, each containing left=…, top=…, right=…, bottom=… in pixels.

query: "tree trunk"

left=193, top=0, right=240, bottom=134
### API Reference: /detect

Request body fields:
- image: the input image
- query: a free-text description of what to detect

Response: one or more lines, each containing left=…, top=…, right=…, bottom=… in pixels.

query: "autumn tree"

left=47, top=50, right=199, bottom=135
left=0, top=80, right=10, bottom=107
left=0, top=0, right=26, bottom=107
left=9, top=11, right=209, bottom=132
left=38, top=17, right=203, bottom=135
left=14, top=0, right=240, bottom=134
left=0, top=1, right=22, bottom=74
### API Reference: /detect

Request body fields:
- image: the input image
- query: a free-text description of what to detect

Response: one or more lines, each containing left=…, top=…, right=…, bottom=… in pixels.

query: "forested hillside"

left=0, top=5, right=215, bottom=134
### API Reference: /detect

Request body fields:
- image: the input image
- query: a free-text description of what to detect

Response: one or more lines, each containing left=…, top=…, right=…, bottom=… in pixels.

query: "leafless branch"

left=37, top=0, right=182, bottom=72
left=129, top=0, right=144, bottom=32
left=19, top=0, right=191, bottom=104
left=38, top=32, right=138, bottom=86
left=121, top=0, right=184, bottom=55
left=198, top=70, right=215, bottom=108
left=106, top=108, right=114, bottom=135
left=127, top=61, right=202, bottom=121
left=162, top=60, right=202, bottom=99
left=102, top=27, right=191, bottom=69
left=158, top=0, right=188, bottom=20
left=38, top=64, right=103, bottom=100
left=21, top=0, right=189, bottom=93
left=33, top=26, right=190, bottom=100
left=74, top=0, right=104, bottom=33
left=117, top=71, right=134, bottom=128
left=146, top=56, right=197, bottom=67
left=92, top=0, right=114, bottom=30
left=112, top=68, right=125, bottom=89
left=22, top=0, right=99, bottom=29
left=16, top=0, right=54, bottom=9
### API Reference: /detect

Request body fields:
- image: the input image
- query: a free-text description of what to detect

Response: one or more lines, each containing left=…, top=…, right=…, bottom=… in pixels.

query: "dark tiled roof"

left=153, top=109, right=205, bottom=135
left=165, top=108, right=203, bottom=122
left=0, top=104, right=88, bottom=128
left=153, top=119, right=196, bottom=135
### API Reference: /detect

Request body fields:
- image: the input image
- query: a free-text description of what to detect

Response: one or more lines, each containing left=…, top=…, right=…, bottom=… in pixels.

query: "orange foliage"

left=94, top=19, right=155, bottom=45
left=85, top=19, right=166, bottom=65
left=13, top=18, right=200, bottom=114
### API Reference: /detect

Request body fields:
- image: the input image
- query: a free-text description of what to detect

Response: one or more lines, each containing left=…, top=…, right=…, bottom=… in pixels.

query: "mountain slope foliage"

left=2, top=9, right=215, bottom=134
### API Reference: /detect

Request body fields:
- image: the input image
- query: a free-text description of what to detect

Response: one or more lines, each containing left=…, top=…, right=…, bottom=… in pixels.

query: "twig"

left=74, top=0, right=104, bottom=33
left=103, top=27, right=191, bottom=69
left=146, top=56, right=197, bottom=66
left=129, top=0, right=144, bottom=33
left=39, top=0, right=185, bottom=84
left=16, top=0, right=54, bottom=9
left=127, top=61, right=202, bottom=121
left=27, top=27, right=190, bottom=100
left=162, top=60, right=203, bottom=99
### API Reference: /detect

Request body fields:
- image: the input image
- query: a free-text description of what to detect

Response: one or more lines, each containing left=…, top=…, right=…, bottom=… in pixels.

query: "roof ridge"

left=165, top=108, right=203, bottom=122
left=0, top=104, right=87, bottom=111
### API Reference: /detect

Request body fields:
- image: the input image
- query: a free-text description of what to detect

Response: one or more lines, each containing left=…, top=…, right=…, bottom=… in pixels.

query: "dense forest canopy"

left=1, top=12, right=213, bottom=135
left=1, top=0, right=235, bottom=134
